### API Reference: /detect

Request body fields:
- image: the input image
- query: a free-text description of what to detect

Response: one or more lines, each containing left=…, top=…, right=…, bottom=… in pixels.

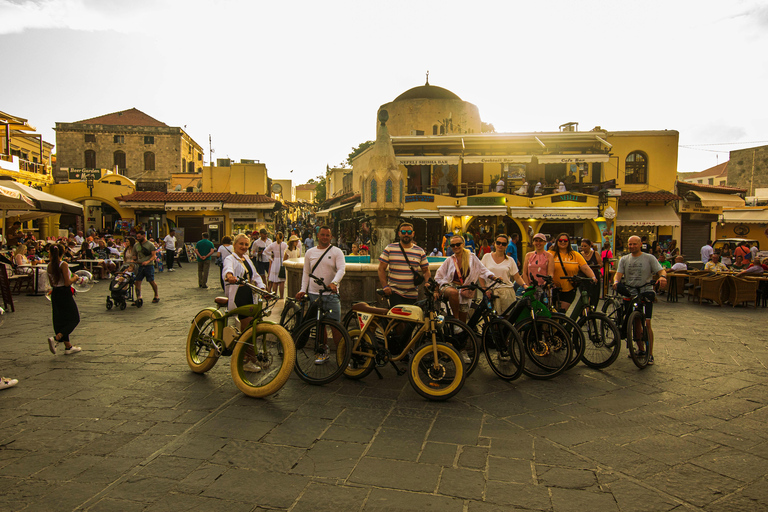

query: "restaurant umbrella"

left=0, top=184, right=37, bottom=245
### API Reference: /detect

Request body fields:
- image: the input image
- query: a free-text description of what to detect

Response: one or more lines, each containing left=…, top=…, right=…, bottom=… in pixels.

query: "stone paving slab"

left=1, top=266, right=768, bottom=510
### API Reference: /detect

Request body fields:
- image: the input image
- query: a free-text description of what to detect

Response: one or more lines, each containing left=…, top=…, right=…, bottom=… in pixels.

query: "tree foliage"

left=481, top=122, right=496, bottom=133
left=306, top=175, right=327, bottom=203
left=347, top=140, right=375, bottom=166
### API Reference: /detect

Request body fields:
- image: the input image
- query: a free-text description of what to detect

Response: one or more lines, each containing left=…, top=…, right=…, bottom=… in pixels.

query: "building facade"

left=0, top=110, right=54, bottom=187
left=55, top=108, right=204, bottom=190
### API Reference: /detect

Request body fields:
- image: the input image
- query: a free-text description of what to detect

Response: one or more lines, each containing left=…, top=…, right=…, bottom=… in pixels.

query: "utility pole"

left=209, top=135, right=214, bottom=167
left=750, top=149, right=756, bottom=197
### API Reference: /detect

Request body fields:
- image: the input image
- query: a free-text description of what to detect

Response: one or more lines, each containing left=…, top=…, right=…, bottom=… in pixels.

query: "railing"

left=0, top=153, right=48, bottom=175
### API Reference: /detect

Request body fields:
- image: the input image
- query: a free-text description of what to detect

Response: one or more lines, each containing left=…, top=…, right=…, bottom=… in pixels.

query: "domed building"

left=377, top=79, right=481, bottom=137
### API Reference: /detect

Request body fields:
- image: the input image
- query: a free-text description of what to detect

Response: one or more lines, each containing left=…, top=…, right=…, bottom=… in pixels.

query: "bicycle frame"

left=354, top=305, right=438, bottom=364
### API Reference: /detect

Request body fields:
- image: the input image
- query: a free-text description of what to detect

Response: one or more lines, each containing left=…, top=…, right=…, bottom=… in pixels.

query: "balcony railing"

left=0, top=153, right=50, bottom=175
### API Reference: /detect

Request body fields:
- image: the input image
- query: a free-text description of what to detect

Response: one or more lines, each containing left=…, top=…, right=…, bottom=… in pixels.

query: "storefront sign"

left=405, top=195, right=435, bottom=203
left=468, top=196, right=505, bottom=207
left=68, top=169, right=102, bottom=180
left=734, top=224, right=750, bottom=236
left=397, top=156, right=460, bottom=166
left=680, top=202, right=722, bottom=214
left=204, top=216, right=224, bottom=223
left=229, top=211, right=259, bottom=221
left=551, top=194, right=587, bottom=203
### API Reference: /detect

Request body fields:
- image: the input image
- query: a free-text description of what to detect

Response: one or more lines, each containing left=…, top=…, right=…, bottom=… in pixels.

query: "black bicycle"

left=290, top=274, right=353, bottom=385
left=602, top=282, right=655, bottom=369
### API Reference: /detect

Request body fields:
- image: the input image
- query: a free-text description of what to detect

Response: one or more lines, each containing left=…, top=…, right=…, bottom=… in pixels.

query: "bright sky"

left=3, top=0, right=767, bottom=186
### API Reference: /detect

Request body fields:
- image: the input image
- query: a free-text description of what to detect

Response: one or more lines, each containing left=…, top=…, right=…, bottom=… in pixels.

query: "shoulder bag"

left=398, top=243, right=425, bottom=286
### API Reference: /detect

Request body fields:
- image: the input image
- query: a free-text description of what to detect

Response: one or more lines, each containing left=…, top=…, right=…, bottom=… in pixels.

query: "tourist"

left=134, top=231, right=160, bottom=303
left=736, top=258, right=764, bottom=277
left=505, top=233, right=520, bottom=266
left=464, top=233, right=477, bottom=255
left=495, top=177, right=505, bottom=193
left=700, top=240, right=714, bottom=263
left=94, top=239, right=117, bottom=279
left=6, top=221, right=23, bottom=247
left=478, top=239, right=491, bottom=257
left=580, top=238, right=603, bottom=307
left=163, top=229, right=178, bottom=271
left=350, top=243, right=360, bottom=255
left=45, top=245, right=82, bottom=355
left=285, top=235, right=301, bottom=259
left=215, top=236, right=234, bottom=291
left=666, top=240, right=679, bottom=260
left=481, top=233, right=526, bottom=314
left=194, top=232, right=216, bottom=289
left=670, top=255, right=688, bottom=272
left=549, top=232, right=597, bottom=312
left=251, top=228, right=272, bottom=284
left=704, top=253, right=728, bottom=272
left=600, top=241, right=613, bottom=276
left=522, top=233, right=554, bottom=286
left=378, top=222, right=430, bottom=308
left=265, top=232, right=288, bottom=298
left=435, top=235, right=496, bottom=324
left=731, top=254, right=748, bottom=271
left=657, top=253, right=672, bottom=270
left=719, top=242, right=732, bottom=266
left=430, top=247, right=443, bottom=257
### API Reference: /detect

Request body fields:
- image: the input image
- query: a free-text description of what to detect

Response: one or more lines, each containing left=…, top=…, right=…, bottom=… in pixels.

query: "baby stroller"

left=106, top=264, right=142, bottom=310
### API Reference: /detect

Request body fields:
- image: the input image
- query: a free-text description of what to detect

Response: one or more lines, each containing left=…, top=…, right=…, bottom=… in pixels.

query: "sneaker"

left=314, top=347, right=329, bottom=365
left=460, top=350, right=471, bottom=364
left=64, top=346, right=82, bottom=355
left=0, top=377, right=18, bottom=390
left=47, top=336, right=57, bottom=355
left=168, top=269, right=175, bottom=272
left=242, top=361, right=261, bottom=372
left=647, top=355, right=654, bottom=365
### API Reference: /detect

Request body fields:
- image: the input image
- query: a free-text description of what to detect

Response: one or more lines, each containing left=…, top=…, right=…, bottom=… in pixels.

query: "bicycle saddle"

left=214, top=297, right=228, bottom=306
left=351, top=302, right=389, bottom=315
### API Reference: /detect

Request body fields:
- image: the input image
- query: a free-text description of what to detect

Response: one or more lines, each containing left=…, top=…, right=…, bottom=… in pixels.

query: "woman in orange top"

left=548, top=232, right=596, bottom=311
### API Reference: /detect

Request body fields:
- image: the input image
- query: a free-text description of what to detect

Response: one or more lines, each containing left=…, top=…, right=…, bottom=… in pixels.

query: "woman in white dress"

left=480, top=234, right=526, bottom=315
left=265, top=232, right=288, bottom=298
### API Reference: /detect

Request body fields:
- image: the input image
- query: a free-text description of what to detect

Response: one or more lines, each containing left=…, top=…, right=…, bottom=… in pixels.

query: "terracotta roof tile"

left=676, top=181, right=746, bottom=194
left=620, top=191, right=681, bottom=203
left=679, top=162, right=728, bottom=179
left=75, top=108, right=168, bottom=127
left=117, top=191, right=276, bottom=204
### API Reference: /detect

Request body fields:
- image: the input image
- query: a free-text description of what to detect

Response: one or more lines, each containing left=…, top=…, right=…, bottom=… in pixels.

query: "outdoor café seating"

left=727, top=276, right=759, bottom=308
left=697, top=274, right=727, bottom=306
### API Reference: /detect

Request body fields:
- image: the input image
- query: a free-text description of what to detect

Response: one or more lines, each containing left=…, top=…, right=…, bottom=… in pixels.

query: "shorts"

left=256, top=261, right=270, bottom=276
left=556, top=288, right=577, bottom=304
left=135, top=264, right=154, bottom=282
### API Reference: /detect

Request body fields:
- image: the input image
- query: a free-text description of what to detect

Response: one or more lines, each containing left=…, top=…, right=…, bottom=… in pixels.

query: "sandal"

left=152, top=297, right=160, bottom=303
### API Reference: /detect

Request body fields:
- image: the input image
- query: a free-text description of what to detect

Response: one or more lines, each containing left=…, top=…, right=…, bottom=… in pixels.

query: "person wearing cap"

left=285, top=235, right=301, bottom=260
left=522, top=233, right=555, bottom=287
left=430, top=248, right=443, bottom=257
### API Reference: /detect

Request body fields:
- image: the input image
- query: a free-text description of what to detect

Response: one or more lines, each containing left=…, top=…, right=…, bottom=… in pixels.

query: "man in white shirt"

left=251, top=229, right=272, bottom=283
left=163, top=229, right=178, bottom=271
left=669, top=256, right=688, bottom=272
left=296, top=225, right=345, bottom=364
left=700, top=241, right=713, bottom=264
left=74, top=231, right=84, bottom=245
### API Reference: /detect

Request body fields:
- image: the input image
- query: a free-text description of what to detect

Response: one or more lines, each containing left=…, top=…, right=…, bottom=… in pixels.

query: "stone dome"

left=394, top=83, right=461, bottom=102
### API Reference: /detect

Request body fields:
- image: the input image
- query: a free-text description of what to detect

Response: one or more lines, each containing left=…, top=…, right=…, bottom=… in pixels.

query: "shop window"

left=84, top=150, right=96, bottom=169
left=144, top=136, right=154, bottom=144
left=370, top=179, right=377, bottom=202
left=625, top=151, right=647, bottom=184
left=114, top=150, right=126, bottom=173
left=385, top=179, right=393, bottom=202
left=113, top=135, right=124, bottom=144
left=144, top=151, right=155, bottom=171
left=591, top=162, right=602, bottom=184
left=462, top=163, right=484, bottom=189
left=84, top=134, right=96, bottom=143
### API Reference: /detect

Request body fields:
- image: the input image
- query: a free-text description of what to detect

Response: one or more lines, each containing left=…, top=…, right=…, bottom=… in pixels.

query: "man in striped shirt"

left=378, top=222, right=431, bottom=308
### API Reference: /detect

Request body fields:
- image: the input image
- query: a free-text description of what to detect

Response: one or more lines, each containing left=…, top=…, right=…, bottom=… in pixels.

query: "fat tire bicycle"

left=186, top=278, right=295, bottom=398
left=291, top=274, right=352, bottom=386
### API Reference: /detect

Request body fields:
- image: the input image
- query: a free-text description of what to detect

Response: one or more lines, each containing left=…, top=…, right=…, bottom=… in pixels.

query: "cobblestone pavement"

left=1, top=265, right=768, bottom=511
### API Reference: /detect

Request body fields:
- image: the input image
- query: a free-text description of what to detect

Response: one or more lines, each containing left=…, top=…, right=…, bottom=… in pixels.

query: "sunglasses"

left=495, top=241, right=506, bottom=245
left=450, top=243, right=463, bottom=248
left=400, top=230, right=413, bottom=235
left=558, top=239, right=570, bottom=243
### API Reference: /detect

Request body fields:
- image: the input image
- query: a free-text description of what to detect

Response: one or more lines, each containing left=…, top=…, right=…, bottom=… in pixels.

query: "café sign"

left=405, top=195, right=435, bottom=203
left=468, top=196, right=506, bottom=206
left=679, top=201, right=722, bottom=214
left=551, top=194, right=587, bottom=204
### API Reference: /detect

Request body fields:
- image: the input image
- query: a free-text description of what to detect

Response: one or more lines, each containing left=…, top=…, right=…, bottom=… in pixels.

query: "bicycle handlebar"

left=236, top=277, right=280, bottom=301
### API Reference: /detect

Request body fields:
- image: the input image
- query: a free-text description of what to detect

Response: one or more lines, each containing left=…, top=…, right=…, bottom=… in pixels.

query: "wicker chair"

left=698, top=275, right=727, bottom=306
left=728, top=276, right=759, bottom=308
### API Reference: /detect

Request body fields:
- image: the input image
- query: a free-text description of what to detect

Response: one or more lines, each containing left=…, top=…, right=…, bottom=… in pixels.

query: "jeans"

left=308, top=293, right=341, bottom=322
left=198, top=259, right=211, bottom=286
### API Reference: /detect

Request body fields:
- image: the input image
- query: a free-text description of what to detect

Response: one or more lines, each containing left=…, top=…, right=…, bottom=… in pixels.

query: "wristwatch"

left=332, top=281, right=340, bottom=287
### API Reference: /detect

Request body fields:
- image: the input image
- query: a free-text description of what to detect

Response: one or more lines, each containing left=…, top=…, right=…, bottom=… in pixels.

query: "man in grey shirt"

left=613, top=235, right=667, bottom=365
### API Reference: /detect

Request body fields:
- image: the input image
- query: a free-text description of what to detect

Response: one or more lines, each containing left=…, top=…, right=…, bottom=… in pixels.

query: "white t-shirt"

left=481, top=253, right=520, bottom=288
left=670, top=262, right=687, bottom=272
left=251, top=238, right=272, bottom=262
left=164, top=235, right=177, bottom=250
left=300, top=245, right=345, bottom=294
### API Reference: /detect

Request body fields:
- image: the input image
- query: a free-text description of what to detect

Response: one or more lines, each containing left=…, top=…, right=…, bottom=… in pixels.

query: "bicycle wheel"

left=342, top=328, right=376, bottom=380
left=409, top=342, right=465, bottom=401
left=342, top=309, right=359, bottom=332
left=186, top=309, right=220, bottom=374
left=601, top=298, right=621, bottom=328
left=435, top=318, right=480, bottom=376
left=577, top=312, right=621, bottom=369
left=482, top=317, right=525, bottom=381
left=231, top=323, right=296, bottom=398
left=293, top=319, right=352, bottom=385
left=551, top=312, right=585, bottom=371
left=627, top=310, right=650, bottom=369
left=516, top=317, right=572, bottom=380
left=280, top=299, right=302, bottom=335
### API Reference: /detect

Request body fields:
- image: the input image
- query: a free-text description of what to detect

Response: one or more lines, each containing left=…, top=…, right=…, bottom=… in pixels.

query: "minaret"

left=355, top=109, right=404, bottom=258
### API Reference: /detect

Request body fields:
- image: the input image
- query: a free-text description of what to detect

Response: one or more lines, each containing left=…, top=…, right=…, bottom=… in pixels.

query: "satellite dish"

left=174, top=184, right=182, bottom=191
left=272, top=183, right=283, bottom=194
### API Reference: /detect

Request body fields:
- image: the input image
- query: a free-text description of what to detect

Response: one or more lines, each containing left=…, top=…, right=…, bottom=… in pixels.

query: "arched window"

left=433, top=125, right=438, bottom=135
left=439, top=125, right=445, bottom=135
left=84, top=150, right=96, bottom=169
left=113, top=150, right=126, bottom=174
left=370, top=179, right=377, bottom=202
left=385, top=179, right=393, bottom=202
left=144, top=151, right=155, bottom=171
left=625, top=151, right=648, bottom=184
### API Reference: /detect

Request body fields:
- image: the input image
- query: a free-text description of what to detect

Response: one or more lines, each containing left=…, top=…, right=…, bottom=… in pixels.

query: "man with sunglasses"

left=378, top=222, right=430, bottom=308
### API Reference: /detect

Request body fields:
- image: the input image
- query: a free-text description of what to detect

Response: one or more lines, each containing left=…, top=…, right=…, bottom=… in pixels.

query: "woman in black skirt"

left=46, top=245, right=82, bottom=355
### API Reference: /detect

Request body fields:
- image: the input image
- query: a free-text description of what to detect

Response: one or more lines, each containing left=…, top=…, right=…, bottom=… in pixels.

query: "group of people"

left=699, top=240, right=765, bottom=276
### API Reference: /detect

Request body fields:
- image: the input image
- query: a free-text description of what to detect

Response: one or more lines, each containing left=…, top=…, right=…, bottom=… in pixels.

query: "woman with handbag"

left=435, top=235, right=496, bottom=323
left=265, top=232, right=288, bottom=298
left=548, top=232, right=596, bottom=312
left=480, top=234, right=526, bottom=315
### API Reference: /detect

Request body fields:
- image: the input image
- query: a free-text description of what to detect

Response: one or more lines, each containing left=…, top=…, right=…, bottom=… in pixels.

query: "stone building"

left=54, top=108, right=204, bottom=191
left=727, top=145, right=768, bottom=196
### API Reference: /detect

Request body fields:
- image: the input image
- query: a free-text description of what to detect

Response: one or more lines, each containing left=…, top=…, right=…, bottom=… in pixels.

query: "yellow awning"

left=691, top=190, right=745, bottom=207
left=722, top=209, right=768, bottom=224
left=616, top=205, right=680, bottom=227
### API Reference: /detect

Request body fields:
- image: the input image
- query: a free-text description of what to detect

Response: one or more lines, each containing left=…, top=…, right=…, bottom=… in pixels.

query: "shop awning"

left=535, top=154, right=610, bottom=164
left=722, top=209, right=768, bottom=224
left=402, top=208, right=442, bottom=218
left=165, top=202, right=222, bottom=211
left=0, top=179, right=83, bottom=215
left=463, top=155, right=533, bottom=164
left=616, top=205, right=680, bottom=227
left=223, top=203, right=275, bottom=209
left=691, top=190, right=745, bottom=208
left=507, top=207, right=598, bottom=220
left=438, top=205, right=508, bottom=216
left=397, top=156, right=460, bottom=166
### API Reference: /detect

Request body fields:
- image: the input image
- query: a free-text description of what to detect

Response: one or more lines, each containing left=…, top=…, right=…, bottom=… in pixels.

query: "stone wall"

left=728, top=145, right=768, bottom=193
